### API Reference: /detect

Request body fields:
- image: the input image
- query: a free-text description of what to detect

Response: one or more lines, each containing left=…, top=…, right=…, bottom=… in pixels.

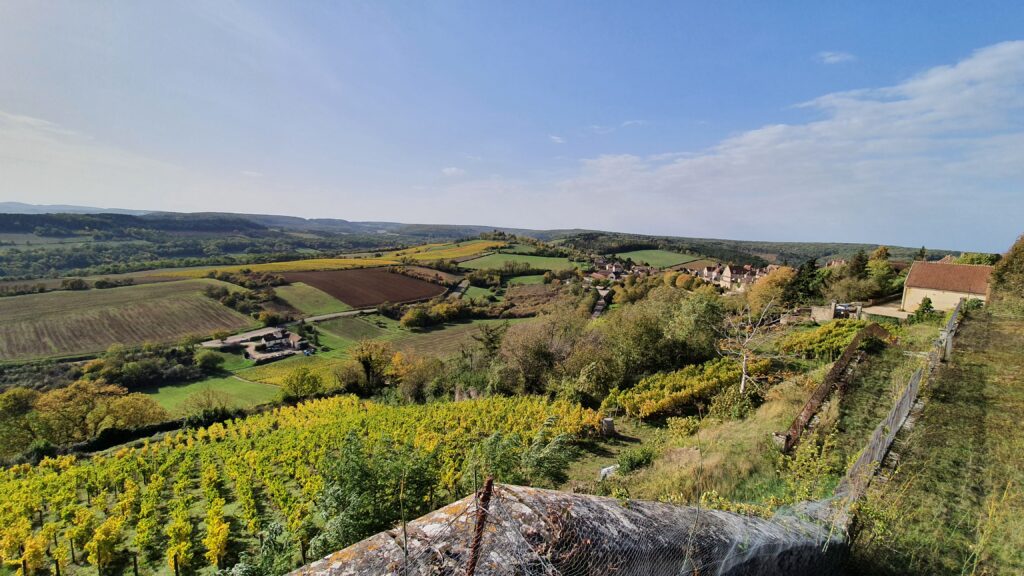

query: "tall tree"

left=848, top=250, right=869, bottom=279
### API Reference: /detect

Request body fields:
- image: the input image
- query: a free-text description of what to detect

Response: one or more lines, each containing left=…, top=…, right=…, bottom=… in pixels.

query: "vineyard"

left=0, top=395, right=598, bottom=575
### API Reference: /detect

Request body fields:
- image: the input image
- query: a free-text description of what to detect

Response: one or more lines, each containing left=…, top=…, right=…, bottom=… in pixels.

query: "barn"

left=901, top=261, right=994, bottom=311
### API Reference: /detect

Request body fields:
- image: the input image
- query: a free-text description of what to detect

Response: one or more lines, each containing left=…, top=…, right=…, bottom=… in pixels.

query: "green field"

left=615, top=249, right=702, bottom=268
left=142, top=374, right=282, bottom=415
left=464, top=285, right=497, bottom=300
left=237, top=315, right=529, bottom=385
left=460, top=253, right=580, bottom=271
left=0, top=280, right=256, bottom=361
left=507, top=274, right=546, bottom=285
left=275, top=282, right=352, bottom=315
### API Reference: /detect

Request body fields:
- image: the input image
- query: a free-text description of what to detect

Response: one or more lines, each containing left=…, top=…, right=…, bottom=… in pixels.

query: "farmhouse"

left=901, top=261, right=994, bottom=311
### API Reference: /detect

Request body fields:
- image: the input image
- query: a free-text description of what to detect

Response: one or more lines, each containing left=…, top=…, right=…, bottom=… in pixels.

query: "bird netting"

left=291, top=483, right=843, bottom=576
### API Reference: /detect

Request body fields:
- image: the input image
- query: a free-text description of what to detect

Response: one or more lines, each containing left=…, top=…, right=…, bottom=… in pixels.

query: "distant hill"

left=0, top=203, right=963, bottom=266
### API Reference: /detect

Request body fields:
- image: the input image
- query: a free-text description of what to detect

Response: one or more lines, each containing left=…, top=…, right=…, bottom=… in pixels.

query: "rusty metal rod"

left=465, top=476, right=494, bottom=576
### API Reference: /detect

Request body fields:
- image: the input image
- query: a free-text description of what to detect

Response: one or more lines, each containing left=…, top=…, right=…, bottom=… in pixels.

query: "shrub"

left=780, top=319, right=866, bottom=359
left=708, top=385, right=756, bottom=420
left=194, top=350, right=225, bottom=372
left=617, top=446, right=655, bottom=473
left=618, top=358, right=770, bottom=419
left=666, top=416, right=699, bottom=437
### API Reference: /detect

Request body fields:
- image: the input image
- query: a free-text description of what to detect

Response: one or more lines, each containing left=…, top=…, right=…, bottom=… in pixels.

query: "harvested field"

left=158, top=241, right=501, bottom=278
left=274, top=282, right=352, bottom=316
left=394, top=265, right=463, bottom=284
left=502, top=284, right=574, bottom=316
left=670, top=258, right=719, bottom=272
left=283, top=268, right=446, bottom=308
left=395, top=239, right=505, bottom=261
left=0, top=280, right=256, bottom=361
left=167, top=257, right=399, bottom=277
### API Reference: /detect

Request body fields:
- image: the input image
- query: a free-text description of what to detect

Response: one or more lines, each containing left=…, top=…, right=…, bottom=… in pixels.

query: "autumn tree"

left=282, top=367, right=324, bottom=400
left=746, top=266, right=796, bottom=318
left=351, top=340, right=394, bottom=395
left=33, top=380, right=167, bottom=446
left=991, top=234, right=1024, bottom=298
left=0, top=387, right=41, bottom=457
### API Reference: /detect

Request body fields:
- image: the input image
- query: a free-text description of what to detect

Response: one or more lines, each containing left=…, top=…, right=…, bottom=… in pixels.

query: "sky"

left=1, top=2, right=1022, bottom=251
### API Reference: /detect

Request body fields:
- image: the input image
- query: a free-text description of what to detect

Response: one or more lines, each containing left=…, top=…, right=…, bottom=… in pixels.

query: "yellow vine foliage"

left=0, top=395, right=597, bottom=572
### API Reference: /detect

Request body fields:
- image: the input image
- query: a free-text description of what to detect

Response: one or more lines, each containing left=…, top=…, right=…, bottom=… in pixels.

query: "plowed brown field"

left=283, top=268, right=446, bottom=308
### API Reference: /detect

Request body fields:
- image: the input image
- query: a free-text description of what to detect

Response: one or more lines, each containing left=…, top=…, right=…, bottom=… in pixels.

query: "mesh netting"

left=292, top=484, right=843, bottom=576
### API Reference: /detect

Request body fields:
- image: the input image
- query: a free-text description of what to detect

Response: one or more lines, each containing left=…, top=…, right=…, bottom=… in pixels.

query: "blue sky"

left=1, top=2, right=1022, bottom=251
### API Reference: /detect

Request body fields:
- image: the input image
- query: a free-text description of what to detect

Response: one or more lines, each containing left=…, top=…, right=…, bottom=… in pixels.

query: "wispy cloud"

left=441, top=166, right=466, bottom=176
left=817, top=51, right=856, bottom=64
left=548, top=134, right=566, bottom=144
left=241, top=170, right=264, bottom=178
left=589, top=120, right=647, bottom=134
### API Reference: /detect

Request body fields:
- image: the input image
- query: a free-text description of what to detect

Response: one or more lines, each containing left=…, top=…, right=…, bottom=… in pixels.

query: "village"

left=584, top=252, right=995, bottom=321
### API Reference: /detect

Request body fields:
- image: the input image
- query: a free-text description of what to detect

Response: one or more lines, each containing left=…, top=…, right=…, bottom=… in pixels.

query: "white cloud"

left=549, top=134, right=566, bottom=144
left=241, top=170, right=264, bottom=178
left=533, top=41, right=1024, bottom=250
left=818, top=51, right=856, bottom=64
left=441, top=166, right=466, bottom=176
left=620, top=120, right=647, bottom=128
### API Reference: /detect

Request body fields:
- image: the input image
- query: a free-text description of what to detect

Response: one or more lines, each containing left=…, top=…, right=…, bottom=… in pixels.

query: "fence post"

left=466, top=475, right=494, bottom=576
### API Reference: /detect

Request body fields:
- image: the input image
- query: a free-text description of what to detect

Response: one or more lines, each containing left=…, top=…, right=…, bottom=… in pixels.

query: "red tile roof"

left=905, top=261, right=993, bottom=295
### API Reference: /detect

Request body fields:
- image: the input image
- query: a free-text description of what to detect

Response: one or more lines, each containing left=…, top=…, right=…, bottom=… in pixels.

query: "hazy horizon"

left=2, top=2, right=1023, bottom=251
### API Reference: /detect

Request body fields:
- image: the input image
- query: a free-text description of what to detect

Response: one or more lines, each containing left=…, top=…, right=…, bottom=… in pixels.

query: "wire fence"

left=830, top=297, right=967, bottom=522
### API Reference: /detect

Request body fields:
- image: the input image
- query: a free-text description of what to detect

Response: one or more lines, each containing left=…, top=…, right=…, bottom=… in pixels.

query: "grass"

left=851, top=309, right=1024, bottom=575
left=141, top=373, right=281, bottom=415
left=393, top=318, right=529, bottom=358
left=274, top=282, right=352, bottom=316
left=507, top=274, right=546, bottom=285
left=236, top=315, right=530, bottom=384
left=0, top=280, right=256, bottom=361
left=464, top=285, right=497, bottom=301
left=833, top=345, right=924, bottom=463
left=563, top=367, right=832, bottom=506
left=459, top=253, right=581, bottom=271
left=615, top=249, right=702, bottom=268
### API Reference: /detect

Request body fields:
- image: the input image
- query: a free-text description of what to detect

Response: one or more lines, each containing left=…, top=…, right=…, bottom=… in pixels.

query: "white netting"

left=292, top=484, right=843, bottom=576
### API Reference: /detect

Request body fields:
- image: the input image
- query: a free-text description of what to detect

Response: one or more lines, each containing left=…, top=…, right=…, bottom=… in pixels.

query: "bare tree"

left=716, top=297, right=781, bottom=394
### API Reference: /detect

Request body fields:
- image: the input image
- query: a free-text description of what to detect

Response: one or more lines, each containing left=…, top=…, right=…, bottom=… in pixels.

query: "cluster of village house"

left=588, top=257, right=785, bottom=293
left=586, top=254, right=996, bottom=315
